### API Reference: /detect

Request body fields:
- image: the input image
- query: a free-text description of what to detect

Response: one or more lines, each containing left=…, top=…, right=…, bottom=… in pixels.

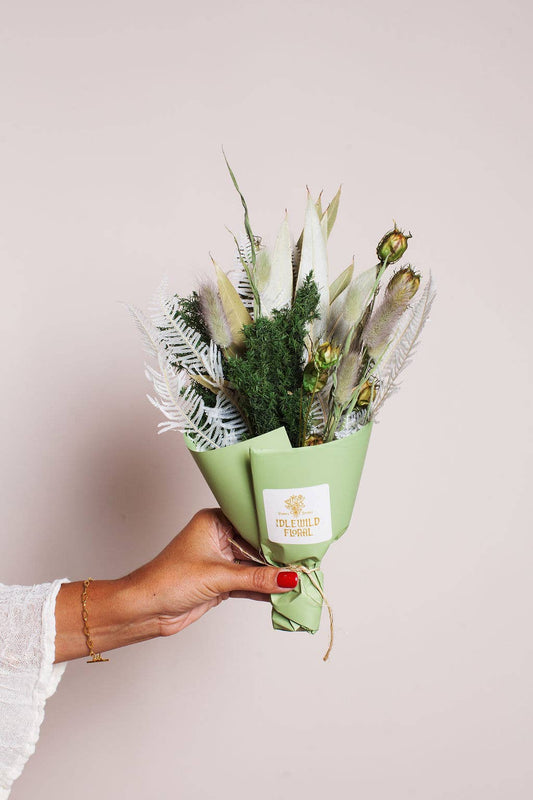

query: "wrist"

left=54, top=575, right=160, bottom=663
left=102, top=573, right=162, bottom=648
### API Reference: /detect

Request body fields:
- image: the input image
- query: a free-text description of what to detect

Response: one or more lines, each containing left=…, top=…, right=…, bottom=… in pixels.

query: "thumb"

left=216, top=563, right=299, bottom=595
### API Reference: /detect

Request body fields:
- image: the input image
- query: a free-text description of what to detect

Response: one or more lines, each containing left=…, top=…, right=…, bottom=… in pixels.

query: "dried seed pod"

left=303, top=362, right=328, bottom=393
left=377, top=224, right=411, bottom=264
left=356, top=380, right=376, bottom=408
left=315, top=342, right=341, bottom=370
left=305, top=434, right=324, bottom=446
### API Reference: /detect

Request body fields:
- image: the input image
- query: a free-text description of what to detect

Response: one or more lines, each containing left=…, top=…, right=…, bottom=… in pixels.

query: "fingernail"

left=277, top=571, right=299, bottom=589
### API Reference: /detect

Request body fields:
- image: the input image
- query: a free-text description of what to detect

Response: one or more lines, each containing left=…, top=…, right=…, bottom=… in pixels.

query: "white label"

left=263, top=484, right=332, bottom=545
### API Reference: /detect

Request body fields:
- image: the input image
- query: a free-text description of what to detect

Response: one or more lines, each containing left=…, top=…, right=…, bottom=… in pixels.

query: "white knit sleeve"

left=0, top=579, right=70, bottom=799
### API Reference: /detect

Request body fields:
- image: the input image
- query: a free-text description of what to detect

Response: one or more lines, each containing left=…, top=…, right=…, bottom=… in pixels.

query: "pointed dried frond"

left=258, top=214, right=293, bottom=316
left=255, top=247, right=271, bottom=294
left=223, top=150, right=257, bottom=268
left=296, top=192, right=330, bottom=341
left=322, top=185, right=342, bottom=239
left=214, top=262, right=253, bottom=350
left=329, top=261, right=354, bottom=305
left=372, top=274, right=436, bottom=414
left=328, top=265, right=376, bottom=346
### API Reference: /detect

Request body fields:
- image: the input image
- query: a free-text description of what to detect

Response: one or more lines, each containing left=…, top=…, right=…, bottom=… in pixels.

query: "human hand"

left=54, top=508, right=298, bottom=662
left=126, top=508, right=299, bottom=637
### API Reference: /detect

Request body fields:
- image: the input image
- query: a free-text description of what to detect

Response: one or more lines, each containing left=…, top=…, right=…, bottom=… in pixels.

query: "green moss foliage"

left=173, top=292, right=211, bottom=346
left=225, top=275, right=320, bottom=446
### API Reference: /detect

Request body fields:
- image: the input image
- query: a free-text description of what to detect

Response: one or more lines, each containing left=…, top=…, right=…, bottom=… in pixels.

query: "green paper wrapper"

left=186, top=423, right=372, bottom=634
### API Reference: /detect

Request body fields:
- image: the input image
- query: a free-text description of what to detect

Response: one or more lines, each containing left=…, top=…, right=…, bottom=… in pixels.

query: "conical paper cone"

left=186, top=423, right=372, bottom=633
left=185, top=427, right=291, bottom=550
left=250, top=423, right=372, bottom=632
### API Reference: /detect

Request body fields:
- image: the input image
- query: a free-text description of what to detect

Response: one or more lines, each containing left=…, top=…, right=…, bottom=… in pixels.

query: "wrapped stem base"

left=187, top=423, right=372, bottom=634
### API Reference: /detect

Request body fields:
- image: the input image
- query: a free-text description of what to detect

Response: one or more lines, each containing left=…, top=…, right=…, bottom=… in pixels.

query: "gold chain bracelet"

left=81, top=578, right=109, bottom=663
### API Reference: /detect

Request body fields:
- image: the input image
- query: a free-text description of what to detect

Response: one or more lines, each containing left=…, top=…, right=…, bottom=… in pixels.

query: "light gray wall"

left=2, top=1, right=531, bottom=798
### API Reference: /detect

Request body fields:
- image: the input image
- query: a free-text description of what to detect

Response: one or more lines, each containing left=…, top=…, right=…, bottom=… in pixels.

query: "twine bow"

left=230, top=538, right=334, bottom=661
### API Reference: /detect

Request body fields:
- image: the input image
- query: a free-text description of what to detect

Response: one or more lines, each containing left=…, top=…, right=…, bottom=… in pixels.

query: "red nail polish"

left=277, top=571, right=298, bottom=589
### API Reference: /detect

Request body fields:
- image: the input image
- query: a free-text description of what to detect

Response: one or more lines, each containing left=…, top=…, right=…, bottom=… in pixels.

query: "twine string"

left=229, top=537, right=334, bottom=662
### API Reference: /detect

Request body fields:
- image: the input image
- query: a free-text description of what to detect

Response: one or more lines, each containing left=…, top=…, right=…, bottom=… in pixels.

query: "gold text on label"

left=275, top=516, right=321, bottom=537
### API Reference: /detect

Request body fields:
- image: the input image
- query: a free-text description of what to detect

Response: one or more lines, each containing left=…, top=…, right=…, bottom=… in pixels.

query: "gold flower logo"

left=284, top=494, right=305, bottom=516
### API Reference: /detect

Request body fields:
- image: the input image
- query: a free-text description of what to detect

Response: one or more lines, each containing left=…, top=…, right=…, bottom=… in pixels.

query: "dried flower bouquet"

left=128, top=158, right=435, bottom=647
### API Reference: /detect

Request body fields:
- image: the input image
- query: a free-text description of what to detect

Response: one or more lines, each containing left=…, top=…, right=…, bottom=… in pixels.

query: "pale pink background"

left=1, top=1, right=531, bottom=798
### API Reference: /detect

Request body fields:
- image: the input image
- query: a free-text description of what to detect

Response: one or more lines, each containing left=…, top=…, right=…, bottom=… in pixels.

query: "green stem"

left=301, top=386, right=318, bottom=446
left=298, top=388, right=304, bottom=445
left=323, top=403, right=342, bottom=442
left=343, top=347, right=388, bottom=419
left=324, top=256, right=392, bottom=441
left=228, top=229, right=261, bottom=318
left=223, top=150, right=261, bottom=318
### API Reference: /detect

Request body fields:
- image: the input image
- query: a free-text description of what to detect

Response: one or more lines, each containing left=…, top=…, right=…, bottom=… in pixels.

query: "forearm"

left=54, top=575, right=160, bottom=663
left=53, top=510, right=296, bottom=662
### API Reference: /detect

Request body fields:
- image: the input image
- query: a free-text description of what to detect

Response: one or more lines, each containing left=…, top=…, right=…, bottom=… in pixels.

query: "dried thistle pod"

left=356, top=380, right=376, bottom=408
left=305, top=434, right=324, bottom=446
left=377, top=223, right=412, bottom=265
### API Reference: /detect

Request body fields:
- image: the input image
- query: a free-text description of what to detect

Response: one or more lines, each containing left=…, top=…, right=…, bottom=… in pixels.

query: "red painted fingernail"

left=277, top=571, right=299, bottom=589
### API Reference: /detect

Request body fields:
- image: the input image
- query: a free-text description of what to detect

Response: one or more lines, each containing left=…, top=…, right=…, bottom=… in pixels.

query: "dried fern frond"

left=190, top=341, right=226, bottom=388
left=372, top=273, right=436, bottom=415
left=145, top=353, right=239, bottom=450
left=124, top=303, right=163, bottom=361
left=148, top=277, right=221, bottom=379
left=308, top=386, right=330, bottom=434
left=335, top=406, right=373, bottom=438
left=205, top=391, right=249, bottom=445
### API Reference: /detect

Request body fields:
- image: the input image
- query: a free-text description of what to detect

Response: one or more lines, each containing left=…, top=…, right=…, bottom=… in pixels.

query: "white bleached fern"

left=198, top=341, right=226, bottom=388
left=372, top=274, right=436, bottom=415
left=308, top=384, right=331, bottom=435
left=144, top=353, right=237, bottom=450
left=336, top=406, right=373, bottom=438
left=146, top=277, right=232, bottom=390
left=125, top=303, right=163, bottom=361
left=205, top=391, right=249, bottom=444
left=128, top=280, right=249, bottom=450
